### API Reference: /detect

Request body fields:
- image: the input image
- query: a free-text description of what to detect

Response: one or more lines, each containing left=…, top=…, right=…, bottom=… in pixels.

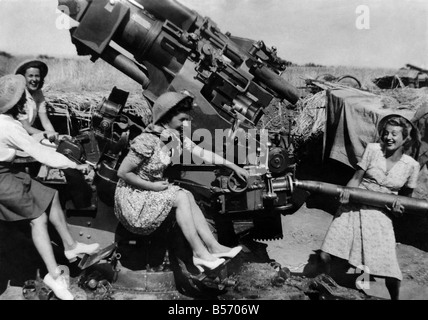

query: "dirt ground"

left=1, top=145, right=427, bottom=300
left=2, top=195, right=428, bottom=301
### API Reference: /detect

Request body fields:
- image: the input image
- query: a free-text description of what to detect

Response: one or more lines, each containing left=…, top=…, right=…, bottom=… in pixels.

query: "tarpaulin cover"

left=323, top=88, right=417, bottom=169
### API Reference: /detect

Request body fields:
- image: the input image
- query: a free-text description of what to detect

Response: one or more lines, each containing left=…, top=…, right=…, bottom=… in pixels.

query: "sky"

left=0, top=0, right=427, bottom=69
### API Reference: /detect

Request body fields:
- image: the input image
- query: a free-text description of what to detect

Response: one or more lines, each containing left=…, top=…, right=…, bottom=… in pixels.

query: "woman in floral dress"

left=115, top=92, right=247, bottom=272
left=320, top=114, right=421, bottom=300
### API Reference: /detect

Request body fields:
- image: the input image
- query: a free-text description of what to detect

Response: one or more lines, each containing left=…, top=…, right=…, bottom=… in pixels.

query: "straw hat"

left=14, top=59, right=48, bottom=79
left=0, top=75, right=26, bottom=114
left=152, top=91, right=192, bottom=124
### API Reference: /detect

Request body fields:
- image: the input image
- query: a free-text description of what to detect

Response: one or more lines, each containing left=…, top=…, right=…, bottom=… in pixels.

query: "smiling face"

left=24, top=67, right=42, bottom=92
left=382, top=124, right=408, bottom=153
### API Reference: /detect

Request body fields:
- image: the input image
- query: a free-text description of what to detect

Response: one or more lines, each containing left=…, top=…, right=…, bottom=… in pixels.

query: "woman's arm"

left=9, top=126, right=77, bottom=169
left=117, top=156, right=169, bottom=191
left=19, top=118, right=43, bottom=135
left=38, top=110, right=56, bottom=132
left=38, top=109, right=59, bottom=140
left=386, top=187, right=414, bottom=217
left=346, top=168, right=365, bottom=188
left=338, top=168, right=365, bottom=204
left=191, top=143, right=249, bottom=181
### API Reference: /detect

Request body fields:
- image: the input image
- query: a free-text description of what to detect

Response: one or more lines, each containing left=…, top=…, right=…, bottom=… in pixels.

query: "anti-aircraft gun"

left=58, top=0, right=301, bottom=244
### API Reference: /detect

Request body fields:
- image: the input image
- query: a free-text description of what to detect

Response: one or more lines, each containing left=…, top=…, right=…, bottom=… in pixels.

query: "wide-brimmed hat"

left=152, top=91, right=192, bottom=124
left=14, top=59, right=48, bottom=79
left=0, top=74, right=26, bottom=114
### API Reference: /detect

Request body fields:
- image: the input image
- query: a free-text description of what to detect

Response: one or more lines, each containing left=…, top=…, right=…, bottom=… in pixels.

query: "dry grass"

left=3, top=55, right=420, bottom=145
left=283, top=65, right=397, bottom=90
left=3, top=55, right=398, bottom=94
left=2, top=56, right=141, bottom=93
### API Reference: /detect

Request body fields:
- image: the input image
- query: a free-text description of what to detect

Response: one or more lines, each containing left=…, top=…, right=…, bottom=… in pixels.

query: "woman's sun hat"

left=0, top=74, right=26, bottom=114
left=152, top=91, right=192, bottom=124
left=14, top=59, right=48, bottom=79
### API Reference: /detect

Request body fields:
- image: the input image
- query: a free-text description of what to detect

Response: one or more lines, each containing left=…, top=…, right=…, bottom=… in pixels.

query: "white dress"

left=321, top=143, right=420, bottom=280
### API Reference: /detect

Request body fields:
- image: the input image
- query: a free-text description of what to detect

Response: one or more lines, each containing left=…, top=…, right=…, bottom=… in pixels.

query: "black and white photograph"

left=1, top=0, right=428, bottom=305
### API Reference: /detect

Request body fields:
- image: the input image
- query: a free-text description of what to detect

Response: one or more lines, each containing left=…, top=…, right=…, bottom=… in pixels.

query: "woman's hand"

left=152, top=180, right=169, bottom=192
left=385, top=199, right=405, bottom=218
left=338, top=188, right=351, bottom=204
left=75, top=163, right=91, bottom=174
left=44, top=131, right=59, bottom=142
left=233, top=165, right=250, bottom=182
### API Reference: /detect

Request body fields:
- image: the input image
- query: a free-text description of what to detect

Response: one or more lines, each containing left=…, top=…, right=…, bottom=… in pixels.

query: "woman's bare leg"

left=173, top=191, right=216, bottom=261
left=186, top=192, right=232, bottom=254
left=30, top=213, right=60, bottom=277
left=385, top=277, right=400, bottom=300
left=47, top=191, right=75, bottom=250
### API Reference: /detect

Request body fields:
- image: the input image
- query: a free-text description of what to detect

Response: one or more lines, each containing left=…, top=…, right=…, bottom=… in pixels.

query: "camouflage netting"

left=374, top=87, right=428, bottom=110
left=44, top=90, right=153, bottom=129
left=290, top=91, right=326, bottom=150
left=288, top=85, right=428, bottom=152
left=43, top=87, right=428, bottom=159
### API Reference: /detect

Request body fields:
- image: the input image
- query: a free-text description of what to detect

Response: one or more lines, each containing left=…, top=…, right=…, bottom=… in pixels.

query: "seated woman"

left=14, top=59, right=58, bottom=141
left=115, top=92, right=248, bottom=272
left=0, top=75, right=100, bottom=300
left=319, top=114, right=421, bottom=300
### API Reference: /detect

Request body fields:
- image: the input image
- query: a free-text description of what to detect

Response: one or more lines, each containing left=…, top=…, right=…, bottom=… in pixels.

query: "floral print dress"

left=114, top=126, right=192, bottom=235
left=321, top=143, right=420, bottom=280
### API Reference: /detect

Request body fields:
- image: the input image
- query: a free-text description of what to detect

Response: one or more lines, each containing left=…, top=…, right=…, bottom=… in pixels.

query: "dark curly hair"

left=17, top=66, right=45, bottom=90
left=4, top=92, right=27, bottom=119
left=157, top=97, right=193, bottom=126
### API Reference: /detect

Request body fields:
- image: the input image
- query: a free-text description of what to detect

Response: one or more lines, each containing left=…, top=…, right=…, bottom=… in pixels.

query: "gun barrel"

left=406, top=64, right=428, bottom=74
left=252, top=65, right=301, bottom=104
left=101, top=46, right=150, bottom=89
left=294, top=179, right=428, bottom=215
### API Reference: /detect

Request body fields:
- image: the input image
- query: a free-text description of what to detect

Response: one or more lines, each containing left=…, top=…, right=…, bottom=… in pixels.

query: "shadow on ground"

left=0, top=221, right=73, bottom=296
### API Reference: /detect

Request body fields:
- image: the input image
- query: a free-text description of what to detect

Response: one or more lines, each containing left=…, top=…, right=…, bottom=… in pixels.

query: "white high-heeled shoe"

left=43, top=274, right=74, bottom=300
left=193, top=257, right=225, bottom=273
left=212, top=246, right=243, bottom=259
left=64, top=242, right=100, bottom=262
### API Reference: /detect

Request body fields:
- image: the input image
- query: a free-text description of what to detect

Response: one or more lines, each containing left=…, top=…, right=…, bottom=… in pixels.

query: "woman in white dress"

left=319, top=114, right=421, bottom=300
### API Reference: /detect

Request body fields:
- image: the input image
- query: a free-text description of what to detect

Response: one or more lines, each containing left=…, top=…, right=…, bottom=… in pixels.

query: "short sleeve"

left=357, top=143, right=376, bottom=171
left=127, top=134, right=155, bottom=164
left=405, top=161, right=420, bottom=189
left=16, top=107, right=29, bottom=121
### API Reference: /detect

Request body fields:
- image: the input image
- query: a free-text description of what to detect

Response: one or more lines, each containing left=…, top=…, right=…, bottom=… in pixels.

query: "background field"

left=1, top=52, right=397, bottom=94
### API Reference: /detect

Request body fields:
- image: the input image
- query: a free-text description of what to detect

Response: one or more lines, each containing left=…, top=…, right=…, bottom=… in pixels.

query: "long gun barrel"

left=406, top=64, right=428, bottom=74
left=293, top=179, right=428, bottom=216
left=58, top=0, right=300, bottom=109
